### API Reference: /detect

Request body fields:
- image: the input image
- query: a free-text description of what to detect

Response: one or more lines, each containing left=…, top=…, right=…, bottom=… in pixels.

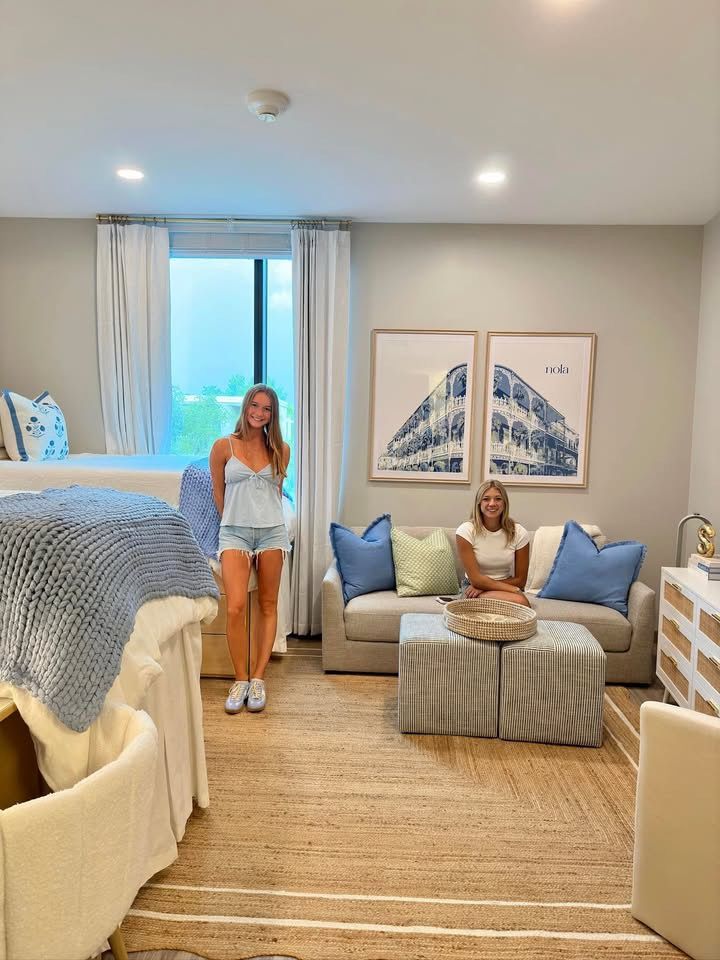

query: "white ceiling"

left=2, top=0, right=719, bottom=223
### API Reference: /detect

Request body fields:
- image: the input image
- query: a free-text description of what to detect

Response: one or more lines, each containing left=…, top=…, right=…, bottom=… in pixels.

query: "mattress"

left=0, top=453, right=197, bottom=506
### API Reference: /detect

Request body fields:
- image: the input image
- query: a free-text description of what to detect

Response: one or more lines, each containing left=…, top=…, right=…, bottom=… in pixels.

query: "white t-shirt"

left=455, top=521, right=530, bottom=580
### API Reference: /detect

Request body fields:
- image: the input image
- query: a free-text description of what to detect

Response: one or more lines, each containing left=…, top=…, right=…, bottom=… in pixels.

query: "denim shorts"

left=218, top=523, right=291, bottom=558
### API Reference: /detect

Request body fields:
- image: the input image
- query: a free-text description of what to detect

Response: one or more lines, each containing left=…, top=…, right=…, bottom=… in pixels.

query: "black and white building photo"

left=488, top=364, right=579, bottom=477
left=377, top=363, right=468, bottom=474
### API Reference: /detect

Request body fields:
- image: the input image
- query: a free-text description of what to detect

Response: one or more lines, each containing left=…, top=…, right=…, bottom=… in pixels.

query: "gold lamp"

left=675, top=512, right=715, bottom=566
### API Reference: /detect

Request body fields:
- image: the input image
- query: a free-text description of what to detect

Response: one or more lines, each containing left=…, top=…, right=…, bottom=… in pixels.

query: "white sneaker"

left=247, top=678, right=267, bottom=712
left=225, top=679, right=250, bottom=714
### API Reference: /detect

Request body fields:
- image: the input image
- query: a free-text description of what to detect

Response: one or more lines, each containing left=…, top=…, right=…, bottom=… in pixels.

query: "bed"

left=0, top=594, right=216, bottom=874
left=0, top=453, right=197, bottom=506
left=0, top=487, right=219, bottom=880
left=0, top=454, right=296, bottom=653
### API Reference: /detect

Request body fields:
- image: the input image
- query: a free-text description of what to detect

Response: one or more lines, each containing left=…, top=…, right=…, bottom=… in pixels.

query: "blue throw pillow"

left=330, top=514, right=395, bottom=603
left=538, top=521, right=646, bottom=616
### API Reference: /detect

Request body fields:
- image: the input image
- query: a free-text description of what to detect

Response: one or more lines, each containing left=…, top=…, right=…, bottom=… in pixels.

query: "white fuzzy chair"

left=0, top=704, right=158, bottom=960
left=632, top=702, right=720, bottom=959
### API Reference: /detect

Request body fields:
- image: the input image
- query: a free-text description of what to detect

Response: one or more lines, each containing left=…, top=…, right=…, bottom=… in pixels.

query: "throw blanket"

left=178, top=459, right=219, bottom=558
left=525, top=523, right=603, bottom=594
left=0, top=486, right=219, bottom=732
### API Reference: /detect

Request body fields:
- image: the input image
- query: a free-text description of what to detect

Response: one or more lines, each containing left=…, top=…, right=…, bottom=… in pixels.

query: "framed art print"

left=369, top=329, right=478, bottom=482
left=481, top=332, right=597, bottom=487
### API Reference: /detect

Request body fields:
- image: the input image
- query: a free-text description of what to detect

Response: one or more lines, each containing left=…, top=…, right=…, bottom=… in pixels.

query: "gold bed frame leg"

left=107, top=925, right=129, bottom=960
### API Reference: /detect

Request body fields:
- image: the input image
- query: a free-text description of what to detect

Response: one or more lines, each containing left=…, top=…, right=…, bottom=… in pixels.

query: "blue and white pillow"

left=0, top=390, right=70, bottom=462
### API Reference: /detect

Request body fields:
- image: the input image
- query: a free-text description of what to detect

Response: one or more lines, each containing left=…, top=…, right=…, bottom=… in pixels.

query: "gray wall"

left=0, top=217, right=707, bottom=591
left=688, top=212, right=720, bottom=539
left=0, top=218, right=104, bottom=452
left=343, top=224, right=704, bottom=590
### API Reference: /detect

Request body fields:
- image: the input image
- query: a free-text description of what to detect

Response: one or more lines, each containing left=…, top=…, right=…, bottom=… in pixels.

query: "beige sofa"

left=321, top=526, right=656, bottom=684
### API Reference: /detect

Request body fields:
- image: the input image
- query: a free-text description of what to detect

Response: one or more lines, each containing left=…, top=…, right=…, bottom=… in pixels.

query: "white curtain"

left=96, top=223, right=171, bottom=454
left=290, top=226, right=351, bottom=635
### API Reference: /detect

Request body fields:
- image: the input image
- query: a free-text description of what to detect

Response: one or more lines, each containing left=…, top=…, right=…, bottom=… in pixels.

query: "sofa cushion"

left=345, top=591, right=449, bottom=642
left=391, top=527, right=460, bottom=598
left=528, top=597, right=632, bottom=653
left=538, top=521, right=646, bottom=616
left=344, top=591, right=632, bottom=652
left=330, top=514, right=395, bottom=603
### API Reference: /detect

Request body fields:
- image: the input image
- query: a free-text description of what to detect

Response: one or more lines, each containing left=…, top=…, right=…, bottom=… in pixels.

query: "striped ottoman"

left=398, top=613, right=499, bottom=737
left=499, top=621, right=606, bottom=747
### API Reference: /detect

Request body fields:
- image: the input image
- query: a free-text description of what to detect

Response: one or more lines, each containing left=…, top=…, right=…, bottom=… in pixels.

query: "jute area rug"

left=123, top=643, right=683, bottom=960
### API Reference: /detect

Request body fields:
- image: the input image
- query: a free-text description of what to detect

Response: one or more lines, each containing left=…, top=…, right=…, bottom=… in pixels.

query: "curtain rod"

left=96, top=214, right=351, bottom=227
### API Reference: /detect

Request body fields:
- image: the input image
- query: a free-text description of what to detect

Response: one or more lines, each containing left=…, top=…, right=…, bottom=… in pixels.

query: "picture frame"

left=369, top=329, right=478, bottom=483
left=480, top=332, right=597, bottom=488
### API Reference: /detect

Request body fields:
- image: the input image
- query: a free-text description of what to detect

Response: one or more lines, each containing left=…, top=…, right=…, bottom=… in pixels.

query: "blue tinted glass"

left=169, top=256, right=294, bottom=497
left=169, top=258, right=254, bottom=457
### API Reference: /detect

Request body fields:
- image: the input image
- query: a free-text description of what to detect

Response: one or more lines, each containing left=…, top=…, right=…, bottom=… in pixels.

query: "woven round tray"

left=443, top=597, right=537, bottom=641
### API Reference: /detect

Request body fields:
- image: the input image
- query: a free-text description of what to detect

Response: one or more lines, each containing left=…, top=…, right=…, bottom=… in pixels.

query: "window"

left=169, top=256, right=295, bottom=500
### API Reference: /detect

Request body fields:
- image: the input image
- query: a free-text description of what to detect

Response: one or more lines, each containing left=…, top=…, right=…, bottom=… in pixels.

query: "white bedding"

left=0, top=593, right=217, bottom=873
left=0, top=453, right=197, bottom=506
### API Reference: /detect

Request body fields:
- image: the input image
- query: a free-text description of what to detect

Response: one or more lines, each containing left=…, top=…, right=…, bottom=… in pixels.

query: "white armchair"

left=631, top=701, right=720, bottom=960
left=0, top=704, right=158, bottom=960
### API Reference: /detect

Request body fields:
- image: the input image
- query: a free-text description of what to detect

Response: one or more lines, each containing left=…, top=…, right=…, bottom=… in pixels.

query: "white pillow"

left=0, top=411, right=7, bottom=458
left=0, top=390, right=70, bottom=461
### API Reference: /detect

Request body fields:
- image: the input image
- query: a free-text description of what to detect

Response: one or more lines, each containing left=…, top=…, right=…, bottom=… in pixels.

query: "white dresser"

left=657, top=567, right=720, bottom=716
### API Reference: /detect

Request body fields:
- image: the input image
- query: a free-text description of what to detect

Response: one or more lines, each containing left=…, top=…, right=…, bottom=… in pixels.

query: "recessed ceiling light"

left=116, top=168, right=145, bottom=181
left=476, top=170, right=507, bottom=185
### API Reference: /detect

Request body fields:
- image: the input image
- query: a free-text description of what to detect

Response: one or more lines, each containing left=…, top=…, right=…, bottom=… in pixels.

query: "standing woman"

left=209, top=384, right=291, bottom=714
left=456, top=479, right=531, bottom=607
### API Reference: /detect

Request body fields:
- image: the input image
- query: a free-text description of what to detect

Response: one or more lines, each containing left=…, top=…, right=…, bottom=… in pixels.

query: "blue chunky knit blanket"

left=0, top=486, right=219, bottom=731
left=178, top=459, right=219, bottom=558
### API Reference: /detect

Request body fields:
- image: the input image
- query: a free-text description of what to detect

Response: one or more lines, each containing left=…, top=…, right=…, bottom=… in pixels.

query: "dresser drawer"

left=663, top=577, right=694, bottom=622
left=693, top=672, right=720, bottom=719
left=696, top=643, right=720, bottom=698
left=697, top=602, right=720, bottom=652
left=0, top=701, right=44, bottom=809
left=658, top=609, right=692, bottom=663
left=201, top=595, right=228, bottom=635
left=657, top=636, right=690, bottom=705
left=201, top=633, right=235, bottom=678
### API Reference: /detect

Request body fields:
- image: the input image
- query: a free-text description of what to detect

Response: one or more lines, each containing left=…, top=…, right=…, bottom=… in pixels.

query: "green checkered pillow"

left=391, top=527, right=460, bottom=598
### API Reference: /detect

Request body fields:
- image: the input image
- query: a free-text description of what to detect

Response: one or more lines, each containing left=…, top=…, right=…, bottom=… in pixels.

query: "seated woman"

left=455, top=479, right=530, bottom=607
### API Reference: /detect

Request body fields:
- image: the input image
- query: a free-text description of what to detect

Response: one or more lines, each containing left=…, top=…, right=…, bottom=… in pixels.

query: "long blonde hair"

left=233, top=384, right=287, bottom=479
left=470, top=479, right=516, bottom=545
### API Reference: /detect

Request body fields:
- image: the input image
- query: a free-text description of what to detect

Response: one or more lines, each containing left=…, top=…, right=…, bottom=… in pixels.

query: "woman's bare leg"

left=220, top=550, right=253, bottom=679
left=250, top=549, right=285, bottom=679
left=480, top=589, right=531, bottom=608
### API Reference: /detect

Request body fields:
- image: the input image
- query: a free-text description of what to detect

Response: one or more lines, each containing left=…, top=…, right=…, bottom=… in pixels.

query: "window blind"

left=169, top=223, right=291, bottom=258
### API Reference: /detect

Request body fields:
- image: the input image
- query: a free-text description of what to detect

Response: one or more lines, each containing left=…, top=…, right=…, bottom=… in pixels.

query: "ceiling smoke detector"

left=246, top=89, right=290, bottom=123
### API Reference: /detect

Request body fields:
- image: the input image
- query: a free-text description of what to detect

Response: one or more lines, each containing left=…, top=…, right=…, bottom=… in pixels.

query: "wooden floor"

left=115, top=637, right=666, bottom=960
